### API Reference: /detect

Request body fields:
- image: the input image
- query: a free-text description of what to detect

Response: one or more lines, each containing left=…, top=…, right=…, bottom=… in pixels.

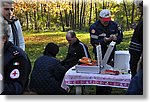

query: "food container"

left=76, top=65, right=100, bottom=74
left=114, top=51, right=130, bottom=73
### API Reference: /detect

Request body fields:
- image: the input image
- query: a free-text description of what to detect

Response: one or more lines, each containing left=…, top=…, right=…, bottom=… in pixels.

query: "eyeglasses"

left=4, top=8, right=14, bottom=11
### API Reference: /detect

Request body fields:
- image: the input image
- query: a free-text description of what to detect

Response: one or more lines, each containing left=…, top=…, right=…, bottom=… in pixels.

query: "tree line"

left=13, top=0, right=141, bottom=32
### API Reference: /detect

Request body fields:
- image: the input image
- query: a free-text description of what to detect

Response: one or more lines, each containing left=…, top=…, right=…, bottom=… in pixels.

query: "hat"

left=43, top=43, right=59, bottom=57
left=99, top=9, right=111, bottom=21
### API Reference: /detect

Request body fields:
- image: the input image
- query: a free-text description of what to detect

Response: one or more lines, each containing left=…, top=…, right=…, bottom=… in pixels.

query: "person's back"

left=1, top=19, right=31, bottom=95
left=3, top=41, right=31, bottom=94
left=29, top=43, right=67, bottom=95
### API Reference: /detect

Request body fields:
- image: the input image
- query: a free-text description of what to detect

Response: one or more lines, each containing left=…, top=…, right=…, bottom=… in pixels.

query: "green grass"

left=25, top=30, right=133, bottom=64
left=24, top=31, right=94, bottom=64
left=24, top=30, right=133, bottom=95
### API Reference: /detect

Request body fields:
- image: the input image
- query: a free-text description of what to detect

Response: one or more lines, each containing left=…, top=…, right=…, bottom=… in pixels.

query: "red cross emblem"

left=12, top=71, right=18, bottom=76
left=10, top=69, right=20, bottom=79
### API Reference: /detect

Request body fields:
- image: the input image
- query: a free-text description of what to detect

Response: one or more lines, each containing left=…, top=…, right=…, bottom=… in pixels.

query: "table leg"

left=84, top=86, right=89, bottom=95
left=76, top=85, right=82, bottom=95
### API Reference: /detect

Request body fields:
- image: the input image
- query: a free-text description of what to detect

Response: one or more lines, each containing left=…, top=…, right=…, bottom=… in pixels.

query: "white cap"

left=99, top=9, right=111, bottom=21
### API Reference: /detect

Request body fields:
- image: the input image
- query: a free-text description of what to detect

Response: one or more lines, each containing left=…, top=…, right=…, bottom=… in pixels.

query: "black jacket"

left=61, top=39, right=91, bottom=69
left=129, top=19, right=143, bottom=77
left=29, top=55, right=67, bottom=95
left=129, top=20, right=143, bottom=58
left=2, top=41, right=31, bottom=95
left=89, top=20, right=123, bottom=60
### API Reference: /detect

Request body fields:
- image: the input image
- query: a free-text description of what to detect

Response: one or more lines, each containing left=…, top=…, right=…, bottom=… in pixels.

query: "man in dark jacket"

left=89, top=9, right=123, bottom=95
left=129, top=0, right=143, bottom=78
left=61, top=30, right=91, bottom=70
left=126, top=0, right=143, bottom=95
left=29, top=43, right=68, bottom=95
left=1, top=19, right=31, bottom=95
left=89, top=9, right=123, bottom=62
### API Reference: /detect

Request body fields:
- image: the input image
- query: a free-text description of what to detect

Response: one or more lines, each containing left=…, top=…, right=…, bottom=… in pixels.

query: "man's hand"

left=110, top=35, right=117, bottom=41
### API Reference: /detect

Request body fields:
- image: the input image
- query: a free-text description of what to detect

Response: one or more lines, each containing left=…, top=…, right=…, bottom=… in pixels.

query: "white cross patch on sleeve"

left=10, top=69, right=20, bottom=79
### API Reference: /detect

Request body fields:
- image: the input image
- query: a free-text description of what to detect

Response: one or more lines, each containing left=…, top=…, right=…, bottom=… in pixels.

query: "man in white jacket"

left=1, top=0, right=25, bottom=51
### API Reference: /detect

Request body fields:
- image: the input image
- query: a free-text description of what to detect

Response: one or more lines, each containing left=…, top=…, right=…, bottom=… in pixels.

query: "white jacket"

left=8, top=20, right=25, bottom=51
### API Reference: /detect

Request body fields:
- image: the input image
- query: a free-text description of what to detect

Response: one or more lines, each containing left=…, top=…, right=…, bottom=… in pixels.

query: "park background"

left=13, top=0, right=142, bottom=95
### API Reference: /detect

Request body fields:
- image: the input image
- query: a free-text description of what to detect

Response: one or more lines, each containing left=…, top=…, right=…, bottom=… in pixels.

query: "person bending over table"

left=61, top=30, right=91, bottom=70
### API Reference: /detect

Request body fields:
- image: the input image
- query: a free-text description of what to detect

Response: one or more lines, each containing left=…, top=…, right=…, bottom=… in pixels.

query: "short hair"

left=43, top=43, right=59, bottom=57
left=67, top=30, right=76, bottom=38
left=1, top=0, right=14, bottom=7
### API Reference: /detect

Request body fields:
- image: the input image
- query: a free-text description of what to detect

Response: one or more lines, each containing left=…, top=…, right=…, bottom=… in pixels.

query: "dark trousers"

left=126, top=69, right=143, bottom=95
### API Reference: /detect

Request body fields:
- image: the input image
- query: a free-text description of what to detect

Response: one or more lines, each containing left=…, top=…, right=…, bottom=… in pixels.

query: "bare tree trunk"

left=131, top=0, right=135, bottom=25
left=64, top=10, right=69, bottom=27
left=34, top=11, right=37, bottom=30
left=89, top=0, right=92, bottom=26
left=82, top=0, right=86, bottom=28
left=60, top=11, right=65, bottom=31
left=46, top=6, right=51, bottom=29
left=75, top=0, right=77, bottom=28
left=77, top=0, right=79, bottom=28
left=29, top=11, right=33, bottom=30
left=79, top=0, right=83, bottom=29
left=123, top=0, right=130, bottom=30
left=25, top=11, right=29, bottom=31
left=68, top=2, right=72, bottom=28
left=72, top=0, right=75, bottom=29
left=107, top=1, right=110, bottom=8
left=95, top=2, right=98, bottom=21
left=41, top=3, right=43, bottom=21
left=36, top=4, right=40, bottom=32
left=103, top=0, right=105, bottom=9
left=43, top=4, right=47, bottom=29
